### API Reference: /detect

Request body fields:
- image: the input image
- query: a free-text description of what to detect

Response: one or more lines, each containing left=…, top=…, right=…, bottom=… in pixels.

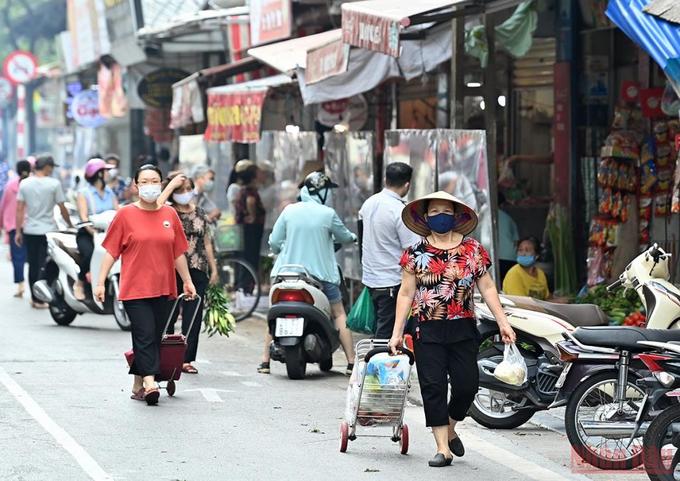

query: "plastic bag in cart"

left=493, top=343, right=527, bottom=386
left=366, top=353, right=408, bottom=386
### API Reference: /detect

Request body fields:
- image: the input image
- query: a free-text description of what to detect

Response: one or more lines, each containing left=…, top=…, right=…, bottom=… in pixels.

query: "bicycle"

left=213, top=223, right=261, bottom=322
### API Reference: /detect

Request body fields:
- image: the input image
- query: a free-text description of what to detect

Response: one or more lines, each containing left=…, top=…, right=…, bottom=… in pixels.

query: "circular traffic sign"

left=0, top=77, right=13, bottom=105
left=3, top=51, right=38, bottom=84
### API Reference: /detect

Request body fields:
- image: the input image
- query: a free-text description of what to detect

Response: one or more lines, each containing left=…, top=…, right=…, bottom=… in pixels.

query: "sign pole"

left=16, top=83, right=25, bottom=159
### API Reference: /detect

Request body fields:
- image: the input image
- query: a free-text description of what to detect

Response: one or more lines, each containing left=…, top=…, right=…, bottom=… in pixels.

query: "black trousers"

left=169, top=269, right=208, bottom=363
left=369, top=285, right=400, bottom=340
left=123, top=296, right=171, bottom=377
left=75, top=229, right=94, bottom=282
left=24, top=234, right=47, bottom=302
left=242, top=223, right=263, bottom=272
left=414, top=337, right=480, bottom=427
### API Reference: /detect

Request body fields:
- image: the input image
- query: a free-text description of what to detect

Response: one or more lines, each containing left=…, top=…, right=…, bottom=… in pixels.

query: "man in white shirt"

left=359, top=162, right=420, bottom=339
left=16, top=154, right=73, bottom=308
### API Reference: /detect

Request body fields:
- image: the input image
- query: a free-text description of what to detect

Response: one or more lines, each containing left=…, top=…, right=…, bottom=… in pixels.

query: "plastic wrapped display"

left=384, top=129, right=493, bottom=260
left=324, top=132, right=374, bottom=280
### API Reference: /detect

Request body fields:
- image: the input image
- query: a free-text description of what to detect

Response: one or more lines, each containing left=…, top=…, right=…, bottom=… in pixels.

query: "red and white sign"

left=342, top=8, right=403, bottom=57
left=640, top=88, right=665, bottom=118
left=0, top=77, right=13, bottom=105
left=621, top=80, right=640, bottom=103
left=249, top=0, right=292, bottom=46
left=305, top=40, right=349, bottom=85
left=3, top=51, right=38, bottom=84
left=205, top=89, right=268, bottom=143
left=317, top=95, right=368, bottom=131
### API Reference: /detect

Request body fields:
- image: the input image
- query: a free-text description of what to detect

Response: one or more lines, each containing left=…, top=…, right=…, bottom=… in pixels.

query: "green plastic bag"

left=346, top=287, right=377, bottom=334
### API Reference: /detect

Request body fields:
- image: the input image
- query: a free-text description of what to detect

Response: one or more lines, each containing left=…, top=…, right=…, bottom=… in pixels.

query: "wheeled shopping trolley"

left=124, top=293, right=202, bottom=396
left=340, top=339, right=415, bottom=454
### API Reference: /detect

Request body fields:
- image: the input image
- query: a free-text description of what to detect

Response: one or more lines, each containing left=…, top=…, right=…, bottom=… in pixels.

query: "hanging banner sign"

left=316, top=94, right=368, bottom=131
left=137, top=68, right=189, bottom=108
left=249, top=0, right=292, bottom=46
left=205, top=89, right=268, bottom=143
left=305, top=40, right=350, bottom=85
left=70, top=89, right=106, bottom=128
left=341, top=8, right=402, bottom=57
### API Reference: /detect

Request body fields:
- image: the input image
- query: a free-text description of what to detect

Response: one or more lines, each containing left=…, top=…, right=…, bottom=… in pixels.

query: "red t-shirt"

left=102, top=204, right=188, bottom=301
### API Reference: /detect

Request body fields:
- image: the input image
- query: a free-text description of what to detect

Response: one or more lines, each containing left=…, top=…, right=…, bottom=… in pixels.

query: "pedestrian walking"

left=15, top=155, right=74, bottom=309
left=0, top=160, right=31, bottom=297
left=234, top=161, right=264, bottom=279
left=259, top=172, right=357, bottom=375
left=358, top=162, right=419, bottom=339
left=159, top=172, right=219, bottom=374
left=74, top=158, right=119, bottom=300
left=192, top=165, right=221, bottom=222
left=94, top=164, right=196, bottom=406
left=388, top=191, right=516, bottom=467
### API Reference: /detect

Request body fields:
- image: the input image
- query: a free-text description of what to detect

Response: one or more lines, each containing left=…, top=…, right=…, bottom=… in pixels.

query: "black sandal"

left=428, top=453, right=453, bottom=467
left=257, top=362, right=270, bottom=374
left=449, top=436, right=465, bottom=457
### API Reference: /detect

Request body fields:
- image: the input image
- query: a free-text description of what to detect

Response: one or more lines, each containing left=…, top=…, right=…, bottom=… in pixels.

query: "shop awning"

left=204, top=75, right=293, bottom=143
left=607, top=0, right=680, bottom=93
left=170, top=58, right=266, bottom=129
left=341, top=0, right=464, bottom=56
left=644, top=0, right=680, bottom=25
left=247, top=29, right=343, bottom=75
left=297, top=24, right=452, bottom=105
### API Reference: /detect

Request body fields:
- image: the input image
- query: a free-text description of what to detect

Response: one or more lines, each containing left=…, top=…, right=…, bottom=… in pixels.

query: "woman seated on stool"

left=502, top=236, right=550, bottom=300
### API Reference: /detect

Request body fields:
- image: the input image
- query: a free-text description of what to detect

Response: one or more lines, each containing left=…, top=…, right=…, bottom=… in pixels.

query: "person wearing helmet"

left=259, top=172, right=357, bottom=375
left=74, top=158, right=119, bottom=300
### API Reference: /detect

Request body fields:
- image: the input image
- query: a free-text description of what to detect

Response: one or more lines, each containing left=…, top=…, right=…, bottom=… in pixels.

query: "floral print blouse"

left=400, top=238, right=491, bottom=323
left=175, top=206, right=211, bottom=275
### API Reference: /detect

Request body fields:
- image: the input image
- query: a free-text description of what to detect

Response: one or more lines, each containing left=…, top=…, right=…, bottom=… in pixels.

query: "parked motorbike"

left=554, top=244, right=680, bottom=470
left=267, top=264, right=341, bottom=380
left=470, top=294, right=609, bottom=429
left=32, top=210, right=130, bottom=330
left=637, top=341, right=680, bottom=481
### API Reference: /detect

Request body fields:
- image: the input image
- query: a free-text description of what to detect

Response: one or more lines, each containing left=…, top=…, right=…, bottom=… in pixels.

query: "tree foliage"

left=0, top=0, right=66, bottom=64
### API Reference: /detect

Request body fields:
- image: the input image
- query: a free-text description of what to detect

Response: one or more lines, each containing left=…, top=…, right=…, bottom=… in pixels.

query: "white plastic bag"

left=493, top=343, right=527, bottom=386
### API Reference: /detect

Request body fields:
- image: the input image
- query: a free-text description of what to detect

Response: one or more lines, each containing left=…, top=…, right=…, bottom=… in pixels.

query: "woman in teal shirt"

left=258, top=172, right=357, bottom=375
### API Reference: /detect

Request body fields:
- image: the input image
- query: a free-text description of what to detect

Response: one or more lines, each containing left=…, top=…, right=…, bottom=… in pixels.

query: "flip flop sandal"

left=144, top=388, right=160, bottom=406
left=182, top=364, right=198, bottom=374
left=130, top=388, right=145, bottom=401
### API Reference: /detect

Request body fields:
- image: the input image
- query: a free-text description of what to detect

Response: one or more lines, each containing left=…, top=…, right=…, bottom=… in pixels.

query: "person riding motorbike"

left=258, top=172, right=357, bottom=375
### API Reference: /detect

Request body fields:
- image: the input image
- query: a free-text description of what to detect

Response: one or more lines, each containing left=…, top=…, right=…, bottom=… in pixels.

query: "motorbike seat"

left=504, top=295, right=608, bottom=326
left=572, top=327, right=680, bottom=351
left=55, top=239, right=81, bottom=264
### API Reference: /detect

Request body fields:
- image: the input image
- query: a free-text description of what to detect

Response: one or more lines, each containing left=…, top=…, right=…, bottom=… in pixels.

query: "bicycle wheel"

left=219, top=257, right=261, bottom=322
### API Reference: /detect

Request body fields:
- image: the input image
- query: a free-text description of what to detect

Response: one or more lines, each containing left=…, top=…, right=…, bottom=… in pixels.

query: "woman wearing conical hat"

left=389, top=191, right=516, bottom=467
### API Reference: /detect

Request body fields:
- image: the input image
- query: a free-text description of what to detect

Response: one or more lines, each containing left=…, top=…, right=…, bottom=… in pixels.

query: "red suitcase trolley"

left=124, top=293, right=202, bottom=396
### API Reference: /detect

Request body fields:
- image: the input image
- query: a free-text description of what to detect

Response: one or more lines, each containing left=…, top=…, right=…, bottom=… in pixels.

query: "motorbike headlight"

left=654, top=371, right=676, bottom=388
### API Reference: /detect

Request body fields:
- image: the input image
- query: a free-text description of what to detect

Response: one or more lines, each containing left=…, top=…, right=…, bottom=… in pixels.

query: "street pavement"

left=0, top=252, right=648, bottom=481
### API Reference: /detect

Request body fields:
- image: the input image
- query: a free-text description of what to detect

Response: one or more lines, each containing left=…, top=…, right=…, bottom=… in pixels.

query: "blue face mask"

left=427, top=213, right=456, bottom=234
left=517, top=255, right=536, bottom=267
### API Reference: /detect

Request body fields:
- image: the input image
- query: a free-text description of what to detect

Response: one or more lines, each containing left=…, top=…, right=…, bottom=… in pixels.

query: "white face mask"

left=172, top=191, right=194, bottom=205
left=138, top=184, right=161, bottom=203
left=109, top=168, right=119, bottom=178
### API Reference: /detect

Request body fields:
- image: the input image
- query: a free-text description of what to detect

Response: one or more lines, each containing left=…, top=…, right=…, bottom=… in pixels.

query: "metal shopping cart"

left=340, top=339, right=415, bottom=454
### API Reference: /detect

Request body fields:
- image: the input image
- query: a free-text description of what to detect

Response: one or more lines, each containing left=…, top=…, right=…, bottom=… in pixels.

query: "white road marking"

left=464, top=431, right=585, bottom=481
left=221, top=370, right=244, bottom=377
left=0, top=368, right=112, bottom=481
left=185, top=388, right=232, bottom=403
left=240, top=381, right=261, bottom=388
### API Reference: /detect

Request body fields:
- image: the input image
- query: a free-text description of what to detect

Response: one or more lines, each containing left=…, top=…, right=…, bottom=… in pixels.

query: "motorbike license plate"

left=555, top=363, right=572, bottom=389
left=275, top=317, right=304, bottom=337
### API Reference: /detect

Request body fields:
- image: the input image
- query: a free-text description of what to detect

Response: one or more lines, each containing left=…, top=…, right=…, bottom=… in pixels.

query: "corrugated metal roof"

left=644, top=0, right=680, bottom=25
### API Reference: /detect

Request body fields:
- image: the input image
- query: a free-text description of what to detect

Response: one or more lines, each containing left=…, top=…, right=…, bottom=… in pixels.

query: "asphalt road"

left=0, top=252, right=647, bottom=481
